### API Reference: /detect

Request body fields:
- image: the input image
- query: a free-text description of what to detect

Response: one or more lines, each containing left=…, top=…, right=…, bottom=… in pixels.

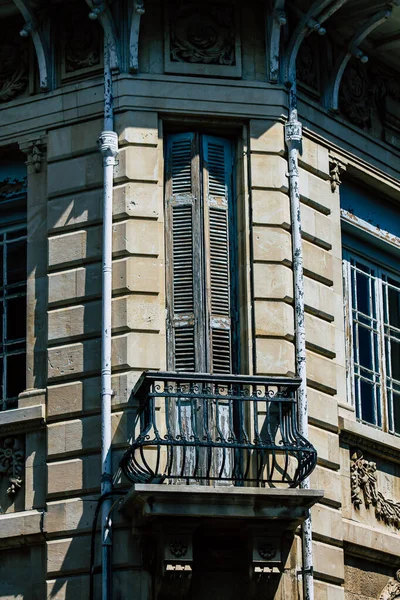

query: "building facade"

left=0, top=0, right=399, bottom=598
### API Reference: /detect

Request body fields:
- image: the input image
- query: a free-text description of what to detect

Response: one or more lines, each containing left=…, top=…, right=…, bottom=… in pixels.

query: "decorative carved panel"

left=60, top=5, right=102, bottom=82
left=339, top=60, right=373, bottom=129
left=0, top=436, right=24, bottom=497
left=0, top=21, right=29, bottom=103
left=297, top=35, right=320, bottom=96
left=165, top=1, right=242, bottom=77
left=350, top=450, right=400, bottom=530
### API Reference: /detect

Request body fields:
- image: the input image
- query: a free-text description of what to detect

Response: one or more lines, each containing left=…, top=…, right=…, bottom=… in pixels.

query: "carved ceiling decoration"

left=61, top=7, right=102, bottom=80
left=0, top=436, right=24, bottom=496
left=378, top=570, right=400, bottom=600
left=350, top=450, right=400, bottom=530
left=0, top=20, right=29, bottom=103
left=168, top=1, right=236, bottom=66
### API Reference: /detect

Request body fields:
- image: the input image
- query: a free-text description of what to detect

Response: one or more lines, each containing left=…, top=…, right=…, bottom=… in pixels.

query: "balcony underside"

left=121, top=483, right=323, bottom=531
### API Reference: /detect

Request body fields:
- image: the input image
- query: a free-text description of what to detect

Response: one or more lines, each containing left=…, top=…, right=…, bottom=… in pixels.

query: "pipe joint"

left=285, top=119, right=303, bottom=148
left=98, top=130, right=119, bottom=158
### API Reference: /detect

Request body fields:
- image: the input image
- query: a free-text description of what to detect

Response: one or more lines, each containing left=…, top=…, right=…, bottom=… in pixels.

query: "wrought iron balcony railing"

left=120, top=371, right=317, bottom=488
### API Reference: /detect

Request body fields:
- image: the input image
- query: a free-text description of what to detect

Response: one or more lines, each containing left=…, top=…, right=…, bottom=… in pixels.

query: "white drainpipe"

left=98, top=33, right=118, bottom=600
left=284, top=79, right=314, bottom=600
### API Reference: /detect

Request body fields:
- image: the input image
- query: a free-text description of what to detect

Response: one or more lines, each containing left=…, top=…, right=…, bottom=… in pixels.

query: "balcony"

left=120, top=371, right=317, bottom=488
left=120, top=372, right=322, bottom=594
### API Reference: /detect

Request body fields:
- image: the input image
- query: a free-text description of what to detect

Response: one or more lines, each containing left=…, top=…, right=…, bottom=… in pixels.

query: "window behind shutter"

left=202, top=136, right=233, bottom=374
left=165, top=133, right=205, bottom=372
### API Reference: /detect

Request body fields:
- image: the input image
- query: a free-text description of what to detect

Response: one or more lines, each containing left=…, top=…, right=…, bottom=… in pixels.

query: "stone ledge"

left=0, top=404, right=45, bottom=436
left=339, top=416, right=400, bottom=464
left=120, top=484, right=323, bottom=531
left=343, top=518, right=400, bottom=566
left=0, top=509, right=45, bottom=548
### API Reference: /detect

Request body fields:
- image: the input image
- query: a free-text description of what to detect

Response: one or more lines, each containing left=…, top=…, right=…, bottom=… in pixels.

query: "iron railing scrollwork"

left=120, top=372, right=317, bottom=487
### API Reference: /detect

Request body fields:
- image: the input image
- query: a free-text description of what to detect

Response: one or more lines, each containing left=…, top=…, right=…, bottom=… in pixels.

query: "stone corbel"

left=379, top=570, right=400, bottom=600
left=12, top=0, right=53, bottom=91
left=324, top=9, right=392, bottom=112
left=0, top=436, right=24, bottom=497
left=267, top=0, right=286, bottom=83
left=85, top=0, right=121, bottom=71
left=130, top=0, right=145, bottom=73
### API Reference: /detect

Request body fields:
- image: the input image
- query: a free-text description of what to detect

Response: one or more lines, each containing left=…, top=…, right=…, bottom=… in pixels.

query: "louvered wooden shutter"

left=165, top=133, right=205, bottom=372
left=202, top=136, right=233, bottom=374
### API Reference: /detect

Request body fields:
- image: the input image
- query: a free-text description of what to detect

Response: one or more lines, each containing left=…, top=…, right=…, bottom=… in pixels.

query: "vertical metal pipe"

left=285, top=77, right=314, bottom=600
left=99, top=33, right=118, bottom=600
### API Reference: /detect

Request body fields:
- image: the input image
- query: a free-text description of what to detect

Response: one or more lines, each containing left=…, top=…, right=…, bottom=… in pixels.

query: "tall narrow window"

left=341, top=181, right=400, bottom=434
left=0, top=160, right=27, bottom=410
left=165, top=132, right=237, bottom=374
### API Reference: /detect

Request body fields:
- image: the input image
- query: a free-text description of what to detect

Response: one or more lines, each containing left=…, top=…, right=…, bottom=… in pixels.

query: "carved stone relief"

left=165, top=1, right=242, bottom=77
left=0, top=437, right=24, bottom=497
left=60, top=7, right=102, bottom=81
left=350, top=450, right=400, bottom=529
left=379, top=570, right=400, bottom=600
left=0, top=22, right=29, bottom=103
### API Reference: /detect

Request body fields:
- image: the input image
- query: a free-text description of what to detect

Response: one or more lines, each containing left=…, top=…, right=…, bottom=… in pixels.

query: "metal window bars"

left=120, top=372, right=317, bottom=488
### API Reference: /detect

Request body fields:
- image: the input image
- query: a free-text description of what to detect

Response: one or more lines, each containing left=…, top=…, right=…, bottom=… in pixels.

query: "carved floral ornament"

left=0, top=437, right=24, bottom=497
left=350, top=449, right=400, bottom=529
